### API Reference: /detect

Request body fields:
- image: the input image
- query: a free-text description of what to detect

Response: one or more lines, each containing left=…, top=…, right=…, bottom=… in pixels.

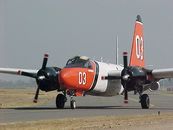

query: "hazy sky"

left=0, top=0, right=173, bottom=80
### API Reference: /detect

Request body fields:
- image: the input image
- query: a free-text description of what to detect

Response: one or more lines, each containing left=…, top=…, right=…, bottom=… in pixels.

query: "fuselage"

left=59, top=56, right=124, bottom=97
left=86, top=61, right=124, bottom=96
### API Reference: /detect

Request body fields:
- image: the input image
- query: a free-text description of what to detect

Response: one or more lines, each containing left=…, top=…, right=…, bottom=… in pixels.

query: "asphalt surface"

left=1, top=91, right=173, bottom=123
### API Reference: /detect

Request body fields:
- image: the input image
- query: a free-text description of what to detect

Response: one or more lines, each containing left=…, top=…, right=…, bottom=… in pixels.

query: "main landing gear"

left=56, top=93, right=67, bottom=109
left=136, top=86, right=150, bottom=109
left=56, top=91, right=76, bottom=109
left=140, top=94, right=150, bottom=109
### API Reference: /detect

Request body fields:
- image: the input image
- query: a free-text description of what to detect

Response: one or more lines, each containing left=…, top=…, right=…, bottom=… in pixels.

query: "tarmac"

left=1, top=91, right=173, bottom=123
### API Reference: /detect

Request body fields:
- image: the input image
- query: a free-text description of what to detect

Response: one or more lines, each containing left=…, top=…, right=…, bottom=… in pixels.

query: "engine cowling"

left=150, top=82, right=160, bottom=91
left=121, top=66, right=148, bottom=91
left=143, top=82, right=160, bottom=91
left=38, top=67, right=61, bottom=92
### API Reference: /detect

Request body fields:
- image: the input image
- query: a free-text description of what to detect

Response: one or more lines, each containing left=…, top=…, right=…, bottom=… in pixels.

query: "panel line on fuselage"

left=88, top=61, right=99, bottom=91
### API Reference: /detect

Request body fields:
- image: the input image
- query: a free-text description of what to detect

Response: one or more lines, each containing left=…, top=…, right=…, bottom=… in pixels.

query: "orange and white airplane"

left=0, top=15, right=173, bottom=109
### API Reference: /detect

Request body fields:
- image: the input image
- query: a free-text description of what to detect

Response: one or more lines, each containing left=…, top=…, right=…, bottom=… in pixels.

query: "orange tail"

left=129, top=15, right=145, bottom=67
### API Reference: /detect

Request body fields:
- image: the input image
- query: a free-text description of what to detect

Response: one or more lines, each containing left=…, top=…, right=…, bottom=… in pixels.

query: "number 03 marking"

left=135, top=35, right=144, bottom=60
left=79, top=72, right=86, bottom=85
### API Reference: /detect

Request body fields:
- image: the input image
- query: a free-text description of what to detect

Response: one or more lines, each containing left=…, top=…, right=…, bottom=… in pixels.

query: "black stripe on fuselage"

left=89, top=61, right=99, bottom=91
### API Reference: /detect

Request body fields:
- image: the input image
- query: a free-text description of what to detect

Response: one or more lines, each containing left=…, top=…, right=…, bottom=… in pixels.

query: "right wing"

left=152, top=68, right=173, bottom=80
left=107, top=68, right=173, bottom=81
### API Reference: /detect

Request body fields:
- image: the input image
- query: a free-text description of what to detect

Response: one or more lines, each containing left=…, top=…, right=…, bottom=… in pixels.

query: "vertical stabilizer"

left=129, top=15, right=145, bottom=67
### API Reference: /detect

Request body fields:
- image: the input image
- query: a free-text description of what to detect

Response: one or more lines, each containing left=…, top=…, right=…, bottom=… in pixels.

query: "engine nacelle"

left=144, top=82, right=160, bottom=91
left=38, top=67, right=61, bottom=92
left=150, top=82, right=160, bottom=90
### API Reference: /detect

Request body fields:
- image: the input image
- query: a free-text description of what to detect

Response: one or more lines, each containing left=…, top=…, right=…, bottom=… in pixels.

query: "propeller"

left=33, top=54, right=49, bottom=103
left=16, top=53, right=61, bottom=103
left=102, top=52, right=131, bottom=103
left=103, top=52, right=147, bottom=104
left=121, top=52, right=129, bottom=104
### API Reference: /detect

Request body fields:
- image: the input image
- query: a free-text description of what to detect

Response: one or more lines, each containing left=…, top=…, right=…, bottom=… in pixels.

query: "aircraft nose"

left=59, top=69, right=69, bottom=85
left=59, top=68, right=76, bottom=88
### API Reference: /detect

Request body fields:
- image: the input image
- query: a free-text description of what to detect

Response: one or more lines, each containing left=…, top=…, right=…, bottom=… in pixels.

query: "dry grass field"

left=1, top=113, right=173, bottom=130
left=0, top=88, right=57, bottom=108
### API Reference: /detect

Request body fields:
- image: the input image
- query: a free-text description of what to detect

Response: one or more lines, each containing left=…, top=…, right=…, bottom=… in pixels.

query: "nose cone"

left=59, top=68, right=77, bottom=89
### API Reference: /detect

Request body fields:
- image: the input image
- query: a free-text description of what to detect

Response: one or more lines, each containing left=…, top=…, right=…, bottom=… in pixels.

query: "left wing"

left=0, top=68, right=38, bottom=78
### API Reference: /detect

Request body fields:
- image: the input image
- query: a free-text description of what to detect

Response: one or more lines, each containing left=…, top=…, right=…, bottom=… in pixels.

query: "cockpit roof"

left=78, top=56, right=89, bottom=61
left=69, top=56, right=89, bottom=61
left=65, top=56, right=91, bottom=68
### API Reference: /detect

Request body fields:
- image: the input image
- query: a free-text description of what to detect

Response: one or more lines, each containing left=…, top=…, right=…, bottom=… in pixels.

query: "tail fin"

left=129, top=15, right=145, bottom=67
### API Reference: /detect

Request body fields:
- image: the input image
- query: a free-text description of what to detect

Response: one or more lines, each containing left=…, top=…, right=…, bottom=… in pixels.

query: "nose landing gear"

left=70, top=97, right=76, bottom=109
left=69, top=90, right=76, bottom=109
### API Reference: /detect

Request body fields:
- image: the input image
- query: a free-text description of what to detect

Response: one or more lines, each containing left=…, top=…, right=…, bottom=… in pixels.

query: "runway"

left=1, top=91, right=173, bottom=123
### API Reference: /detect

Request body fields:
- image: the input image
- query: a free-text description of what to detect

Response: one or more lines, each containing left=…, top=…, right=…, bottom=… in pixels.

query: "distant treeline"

left=0, top=79, right=36, bottom=88
left=160, top=78, right=173, bottom=88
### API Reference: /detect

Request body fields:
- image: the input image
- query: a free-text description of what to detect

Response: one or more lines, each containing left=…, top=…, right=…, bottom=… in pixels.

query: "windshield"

left=65, top=56, right=92, bottom=68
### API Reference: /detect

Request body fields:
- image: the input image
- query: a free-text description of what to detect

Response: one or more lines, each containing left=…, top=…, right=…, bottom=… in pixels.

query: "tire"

left=56, top=94, right=66, bottom=109
left=140, top=94, right=150, bottom=109
left=70, top=100, right=76, bottom=109
left=134, top=90, right=137, bottom=95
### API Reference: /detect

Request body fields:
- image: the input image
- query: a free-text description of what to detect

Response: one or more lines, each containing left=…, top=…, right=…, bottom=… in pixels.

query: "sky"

left=0, top=0, right=173, bottom=80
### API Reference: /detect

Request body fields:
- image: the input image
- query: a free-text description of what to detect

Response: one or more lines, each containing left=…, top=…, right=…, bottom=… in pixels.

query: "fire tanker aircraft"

left=0, top=15, right=173, bottom=109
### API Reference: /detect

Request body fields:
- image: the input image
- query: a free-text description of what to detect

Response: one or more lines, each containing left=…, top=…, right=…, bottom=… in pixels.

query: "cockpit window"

left=65, top=56, right=92, bottom=68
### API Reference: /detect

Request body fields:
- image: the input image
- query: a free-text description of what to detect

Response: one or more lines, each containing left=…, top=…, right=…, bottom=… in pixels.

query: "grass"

left=0, top=88, right=57, bottom=108
left=1, top=113, right=173, bottom=130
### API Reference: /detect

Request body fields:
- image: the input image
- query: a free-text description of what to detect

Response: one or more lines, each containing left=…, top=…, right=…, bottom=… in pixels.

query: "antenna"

left=116, top=36, right=119, bottom=64
left=101, top=57, right=103, bottom=62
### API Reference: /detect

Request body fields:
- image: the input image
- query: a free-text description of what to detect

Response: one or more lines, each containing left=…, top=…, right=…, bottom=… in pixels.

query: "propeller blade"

left=122, top=52, right=129, bottom=104
left=41, top=54, right=49, bottom=70
left=124, top=85, right=128, bottom=104
left=33, top=87, right=40, bottom=103
left=123, top=52, right=128, bottom=68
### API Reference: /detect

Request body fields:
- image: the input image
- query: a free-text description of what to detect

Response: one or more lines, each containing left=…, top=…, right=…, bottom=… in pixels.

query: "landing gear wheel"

left=56, top=94, right=67, bottom=109
left=140, top=94, right=150, bottom=109
left=70, top=100, right=76, bottom=109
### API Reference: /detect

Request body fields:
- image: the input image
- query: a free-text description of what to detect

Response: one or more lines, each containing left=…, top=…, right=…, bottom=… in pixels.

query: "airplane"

left=1, top=15, right=173, bottom=109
